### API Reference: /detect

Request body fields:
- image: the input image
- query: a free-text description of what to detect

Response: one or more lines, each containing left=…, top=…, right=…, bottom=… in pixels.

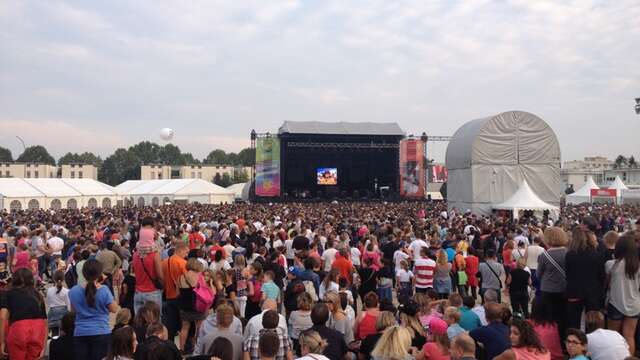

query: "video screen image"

left=317, top=167, right=338, bottom=185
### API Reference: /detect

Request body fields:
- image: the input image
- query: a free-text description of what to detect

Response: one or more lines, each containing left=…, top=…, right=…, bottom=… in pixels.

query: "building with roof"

left=140, top=164, right=251, bottom=182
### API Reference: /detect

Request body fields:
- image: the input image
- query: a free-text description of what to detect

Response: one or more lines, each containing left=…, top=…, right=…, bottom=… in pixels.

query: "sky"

left=1, top=0, right=639, bottom=163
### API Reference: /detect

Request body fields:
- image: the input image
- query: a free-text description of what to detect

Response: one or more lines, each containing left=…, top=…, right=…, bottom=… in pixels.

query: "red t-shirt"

left=209, top=245, right=226, bottom=262
left=189, top=232, right=205, bottom=250
left=422, top=342, right=451, bottom=360
left=133, top=252, right=159, bottom=293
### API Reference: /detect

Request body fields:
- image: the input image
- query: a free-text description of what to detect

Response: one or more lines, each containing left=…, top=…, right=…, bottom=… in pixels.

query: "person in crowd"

left=584, top=309, right=630, bottom=360
left=478, top=249, right=504, bottom=304
left=528, top=299, right=563, bottom=360
left=537, top=226, right=568, bottom=340
left=395, top=259, right=414, bottom=302
left=565, top=227, right=604, bottom=330
left=354, top=291, right=381, bottom=341
left=450, top=334, right=476, bottom=360
left=246, top=261, right=265, bottom=320
left=0, top=268, right=48, bottom=360
left=161, top=241, right=188, bottom=341
left=398, top=300, right=427, bottom=349
left=177, top=257, right=210, bottom=352
left=69, top=259, right=119, bottom=360
left=134, top=323, right=181, bottom=360
left=598, top=230, right=619, bottom=264
left=320, top=268, right=340, bottom=301
left=297, top=330, right=330, bottom=360
left=605, top=232, right=640, bottom=355
left=434, top=249, right=452, bottom=299
left=262, top=270, right=281, bottom=304
left=114, top=308, right=132, bottom=331
left=243, top=309, right=293, bottom=360
left=464, top=247, right=480, bottom=300
left=289, top=292, right=314, bottom=355
left=194, top=303, right=243, bottom=360
left=494, top=318, right=550, bottom=359
left=505, top=258, right=530, bottom=318
left=421, top=317, right=451, bottom=360
left=191, top=337, right=234, bottom=360
left=133, top=217, right=164, bottom=315
left=414, top=247, right=436, bottom=293
left=371, top=325, right=413, bottom=360
left=565, top=328, right=589, bottom=360
left=258, top=331, right=281, bottom=360
left=244, top=299, right=288, bottom=340
left=444, top=306, right=466, bottom=341
left=133, top=301, right=161, bottom=344
left=469, top=303, right=510, bottom=360
left=106, top=325, right=138, bottom=360
left=458, top=296, right=481, bottom=331
left=358, top=311, right=397, bottom=360
left=46, top=269, right=71, bottom=336
left=324, top=290, right=354, bottom=343
left=49, top=312, right=76, bottom=360
left=310, top=302, right=348, bottom=360
left=96, top=240, right=123, bottom=294
left=524, top=236, right=545, bottom=295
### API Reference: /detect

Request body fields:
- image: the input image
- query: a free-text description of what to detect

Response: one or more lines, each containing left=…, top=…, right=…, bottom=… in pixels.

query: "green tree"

left=226, top=152, right=239, bottom=165
left=238, top=147, right=255, bottom=166
left=159, top=144, right=185, bottom=165
left=204, top=149, right=227, bottom=165
left=181, top=153, right=200, bottom=165
left=614, top=155, right=628, bottom=169
left=0, top=147, right=13, bottom=162
left=218, top=173, right=233, bottom=187
left=16, top=145, right=55, bottom=165
left=58, top=152, right=102, bottom=167
left=129, top=141, right=163, bottom=164
left=234, top=168, right=249, bottom=183
left=629, top=156, right=637, bottom=169
left=99, top=148, right=141, bottom=185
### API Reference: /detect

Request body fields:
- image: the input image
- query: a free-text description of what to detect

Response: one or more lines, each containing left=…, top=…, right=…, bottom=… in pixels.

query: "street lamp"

left=15, top=136, right=26, bottom=152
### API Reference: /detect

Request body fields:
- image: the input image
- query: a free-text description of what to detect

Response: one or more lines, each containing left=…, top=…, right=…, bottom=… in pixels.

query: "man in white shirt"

left=321, top=240, right=338, bottom=272
left=284, top=238, right=295, bottom=267
left=514, top=229, right=529, bottom=247
left=410, top=237, right=428, bottom=262
left=393, top=246, right=410, bottom=271
left=243, top=299, right=287, bottom=341
left=46, top=229, right=65, bottom=279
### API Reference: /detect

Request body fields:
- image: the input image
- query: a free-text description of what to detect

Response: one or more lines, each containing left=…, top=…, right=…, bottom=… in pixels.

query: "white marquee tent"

left=226, top=182, right=251, bottom=201
left=566, top=176, right=599, bottom=204
left=446, top=111, right=561, bottom=215
left=0, top=178, right=117, bottom=211
left=493, top=180, right=559, bottom=219
left=115, top=179, right=234, bottom=206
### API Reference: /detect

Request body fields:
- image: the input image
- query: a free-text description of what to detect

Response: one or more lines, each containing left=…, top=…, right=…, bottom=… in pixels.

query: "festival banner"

left=399, top=139, right=425, bottom=198
left=431, top=165, right=448, bottom=183
left=255, top=138, right=281, bottom=197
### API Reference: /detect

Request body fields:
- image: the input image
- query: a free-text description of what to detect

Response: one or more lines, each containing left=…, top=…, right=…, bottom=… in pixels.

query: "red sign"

left=590, top=189, right=617, bottom=197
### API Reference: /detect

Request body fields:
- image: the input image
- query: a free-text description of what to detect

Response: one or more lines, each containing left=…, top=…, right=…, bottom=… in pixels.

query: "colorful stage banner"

left=432, top=165, right=448, bottom=183
left=399, top=139, right=425, bottom=198
left=255, top=138, right=281, bottom=197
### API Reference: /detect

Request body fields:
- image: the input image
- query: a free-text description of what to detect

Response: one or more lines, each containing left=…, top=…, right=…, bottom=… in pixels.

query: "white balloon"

left=160, top=128, right=174, bottom=141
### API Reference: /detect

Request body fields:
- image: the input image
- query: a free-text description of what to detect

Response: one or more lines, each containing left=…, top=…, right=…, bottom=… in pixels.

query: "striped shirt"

left=414, top=257, right=436, bottom=288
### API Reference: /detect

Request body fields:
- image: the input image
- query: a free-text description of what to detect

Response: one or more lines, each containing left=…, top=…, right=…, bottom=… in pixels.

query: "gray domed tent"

left=445, top=111, right=561, bottom=216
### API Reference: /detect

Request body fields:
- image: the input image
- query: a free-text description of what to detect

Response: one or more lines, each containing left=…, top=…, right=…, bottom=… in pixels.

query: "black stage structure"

left=251, top=121, right=405, bottom=201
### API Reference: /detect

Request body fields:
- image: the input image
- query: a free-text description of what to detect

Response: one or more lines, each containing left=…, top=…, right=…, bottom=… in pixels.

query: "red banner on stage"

left=590, top=189, right=616, bottom=197
left=400, top=139, right=425, bottom=198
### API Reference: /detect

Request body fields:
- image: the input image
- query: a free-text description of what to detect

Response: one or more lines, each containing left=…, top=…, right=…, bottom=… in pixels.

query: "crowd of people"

left=0, top=200, right=638, bottom=360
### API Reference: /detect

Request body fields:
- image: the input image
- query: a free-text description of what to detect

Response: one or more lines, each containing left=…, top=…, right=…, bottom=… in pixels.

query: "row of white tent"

left=0, top=178, right=236, bottom=211
left=566, top=176, right=637, bottom=204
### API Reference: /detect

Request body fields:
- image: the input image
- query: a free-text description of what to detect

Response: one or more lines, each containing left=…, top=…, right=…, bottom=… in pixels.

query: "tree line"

left=614, top=155, right=638, bottom=169
left=0, top=143, right=255, bottom=186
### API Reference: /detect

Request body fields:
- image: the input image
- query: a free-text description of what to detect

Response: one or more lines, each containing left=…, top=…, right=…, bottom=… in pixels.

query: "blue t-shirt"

left=469, top=322, right=510, bottom=360
left=262, top=281, right=280, bottom=300
left=459, top=306, right=482, bottom=331
left=69, top=285, right=113, bottom=336
left=445, top=248, right=456, bottom=262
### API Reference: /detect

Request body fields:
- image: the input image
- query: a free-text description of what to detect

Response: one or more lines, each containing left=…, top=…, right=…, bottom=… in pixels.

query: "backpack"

left=303, top=280, right=318, bottom=302
left=194, top=274, right=215, bottom=313
left=65, top=263, right=78, bottom=288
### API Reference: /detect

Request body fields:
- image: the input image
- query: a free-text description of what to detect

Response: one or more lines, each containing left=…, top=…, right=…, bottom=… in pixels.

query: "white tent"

left=0, top=178, right=117, bottom=210
left=566, top=176, right=599, bottom=204
left=226, top=182, right=251, bottom=201
left=446, top=111, right=561, bottom=215
left=115, top=179, right=234, bottom=206
left=493, top=180, right=559, bottom=219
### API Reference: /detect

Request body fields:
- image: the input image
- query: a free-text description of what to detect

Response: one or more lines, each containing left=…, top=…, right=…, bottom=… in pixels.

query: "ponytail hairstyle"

left=53, top=270, right=65, bottom=294
left=82, top=259, right=103, bottom=308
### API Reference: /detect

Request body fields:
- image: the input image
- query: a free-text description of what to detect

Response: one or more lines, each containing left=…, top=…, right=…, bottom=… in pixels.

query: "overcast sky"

left=1, top=1, right=639, bottom=163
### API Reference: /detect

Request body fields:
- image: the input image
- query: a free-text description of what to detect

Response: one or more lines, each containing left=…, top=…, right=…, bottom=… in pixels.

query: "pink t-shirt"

left=531, top=322, right=563, bottom=360
left=422, top=342, right=451, bottom=360
left=13, top=251, right=30, bottom=270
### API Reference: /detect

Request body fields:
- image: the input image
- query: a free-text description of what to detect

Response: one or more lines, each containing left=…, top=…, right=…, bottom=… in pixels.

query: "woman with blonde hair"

left=398, top=301, right=427, bottom=348
left=324, top=291, right=354, bottom=343
left=358, top=311, right=397, bottom=360
left=538, top=226, right=568, bottom=340
left=289, top=292, right=314, bottom=355
left=297, top=330, right=330, bottom=360
left=433, top=249, right=452, bottom=299
left=177, top=258, right=210, bottom=351
left=371, top=325, right=413, bottom=360
left=233, top=254, right=248, bottom=318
